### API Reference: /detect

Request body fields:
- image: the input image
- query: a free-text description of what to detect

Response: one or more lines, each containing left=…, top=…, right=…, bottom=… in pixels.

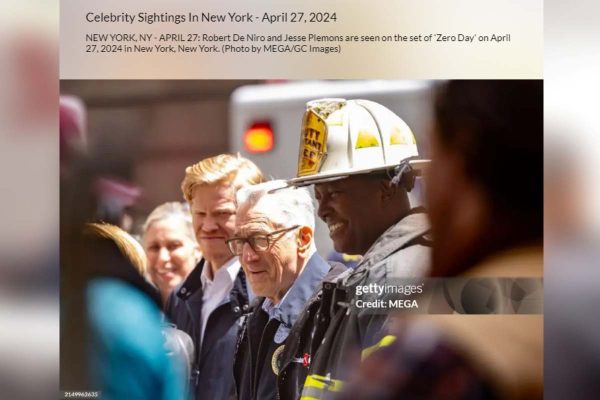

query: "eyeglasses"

left=226, top=225, right=300, bottom=256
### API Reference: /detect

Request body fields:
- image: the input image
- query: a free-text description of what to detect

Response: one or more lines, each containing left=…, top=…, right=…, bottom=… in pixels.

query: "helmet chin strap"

left=389, top=156, right=420, bottom=191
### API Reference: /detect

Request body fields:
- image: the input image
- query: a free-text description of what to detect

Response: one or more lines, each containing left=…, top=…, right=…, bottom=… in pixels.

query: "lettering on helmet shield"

left=298, top=110, right=328, bottom=176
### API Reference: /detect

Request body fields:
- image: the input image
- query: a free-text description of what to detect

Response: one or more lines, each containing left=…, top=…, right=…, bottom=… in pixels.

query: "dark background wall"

left=60, top=80, right=260, bottom=229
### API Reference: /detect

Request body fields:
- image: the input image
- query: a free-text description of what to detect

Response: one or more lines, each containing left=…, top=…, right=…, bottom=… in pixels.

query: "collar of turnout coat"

left=356, top=207, right=430, bottom=270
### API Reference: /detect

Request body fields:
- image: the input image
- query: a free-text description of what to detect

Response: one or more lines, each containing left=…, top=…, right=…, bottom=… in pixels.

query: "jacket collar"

left=230, top=262, right=250, bottom=311
left=261, top=253, right=329, bottom=328
left=357, top=207, right=430, bottom=270
left=176, top=258, right=205, bottom=300
left=176, top=257, right=250, bottom=311
left=200, top=256, right=240, bottom=288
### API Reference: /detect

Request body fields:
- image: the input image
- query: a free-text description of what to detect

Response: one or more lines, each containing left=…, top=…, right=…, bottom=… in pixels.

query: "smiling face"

left=190, top=184, right=237, bottom=269
left=235, top=198, right=304, bottom=304
left=144, top=218, right=199, bottom=298
left=315, top=175, right=390, bottom=255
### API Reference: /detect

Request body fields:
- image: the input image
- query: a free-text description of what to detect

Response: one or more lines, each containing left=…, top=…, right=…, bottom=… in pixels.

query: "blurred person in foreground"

left=143, top=202, right=202, bottom=305
left=544, top=146, right=600, bottom=399
left=61, top=173, right=193, bottom=400
left=337, top=80, right=543, bottom=400
left=283, top=99, right=432, bottom=399
left=230, top=181, right=343, bottom=400
left=83, top=223, right=188, bottom=400
left=165, top=154, right=264, bottom=400
left=61, top=101, right=186, bottom=399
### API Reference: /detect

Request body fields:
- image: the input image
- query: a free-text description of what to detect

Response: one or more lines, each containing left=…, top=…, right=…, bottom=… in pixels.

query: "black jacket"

left=233, top=253, right=331, bottom=400
left=165, top=258, right=251, bottom=400
left=277, top=263, right=347, bottom=400
left=300, top=210, right=432, bottom=400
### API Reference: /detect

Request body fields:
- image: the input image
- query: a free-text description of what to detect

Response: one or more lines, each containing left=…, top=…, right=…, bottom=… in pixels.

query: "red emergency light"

left=244, top=121, right=274, bottom=153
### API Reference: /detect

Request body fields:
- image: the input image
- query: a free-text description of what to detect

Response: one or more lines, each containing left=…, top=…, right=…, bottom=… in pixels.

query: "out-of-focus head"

left=85, top=222, right=147, bottom=277
left=181, top=154, right=264, bottom=268
left=315, top=174, right=409, bottom=255
left=231, top=181, right=315, bottom=304
left=427, top=80, right=543, bottom=276
left=60, top=95, right=87, bottom=173
left=142, top=202, right=200, bottom=300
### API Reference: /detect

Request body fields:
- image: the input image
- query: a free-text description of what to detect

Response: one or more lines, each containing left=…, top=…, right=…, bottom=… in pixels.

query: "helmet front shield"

left=297, top=108, right=328, bottom=177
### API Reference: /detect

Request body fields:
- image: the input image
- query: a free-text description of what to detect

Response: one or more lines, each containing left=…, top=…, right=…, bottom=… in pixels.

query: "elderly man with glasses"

left=230, top=180, right=335, bottom=400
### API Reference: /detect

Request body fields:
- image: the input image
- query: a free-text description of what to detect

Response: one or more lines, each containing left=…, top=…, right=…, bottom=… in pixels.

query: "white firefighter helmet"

left=286, top=98, right=429, bottom=188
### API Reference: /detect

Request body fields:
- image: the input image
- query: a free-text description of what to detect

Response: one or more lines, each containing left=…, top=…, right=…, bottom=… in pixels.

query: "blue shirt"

left=260, top=253, right=330, bottom=343
left=87, top=278, right=186, bottom=400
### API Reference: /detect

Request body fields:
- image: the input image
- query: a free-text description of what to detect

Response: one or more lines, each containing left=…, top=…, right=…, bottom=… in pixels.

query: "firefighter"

left=281, top=98, right=432, bottom=399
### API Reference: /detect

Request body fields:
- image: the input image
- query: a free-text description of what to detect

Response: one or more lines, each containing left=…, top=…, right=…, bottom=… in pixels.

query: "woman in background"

left=84, top=222, right=188, bottom=400
left=85, top=222, right=148, bottom=276
left=143, top=202, right=201, bottom=304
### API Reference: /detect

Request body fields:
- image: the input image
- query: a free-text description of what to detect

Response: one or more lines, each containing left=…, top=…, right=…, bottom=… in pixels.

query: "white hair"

left=142, top=202, right=195, bottom=242
left=236, top=180, right=316, bottom=232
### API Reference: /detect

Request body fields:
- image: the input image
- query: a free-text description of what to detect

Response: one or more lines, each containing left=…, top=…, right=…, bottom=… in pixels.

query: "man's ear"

left=297, top=226, right=313, bottom=258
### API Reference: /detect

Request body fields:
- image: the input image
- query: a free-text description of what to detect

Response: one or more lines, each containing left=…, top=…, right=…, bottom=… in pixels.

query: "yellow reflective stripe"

left=303, top=374, right=345, bottom=392
left=330, top=379, right=343, bottom=392
left=361, top=334, right=397, bottom=361
left=300, top=397, right=320, bottom=400
left=304, top=374, right=326, bottom=390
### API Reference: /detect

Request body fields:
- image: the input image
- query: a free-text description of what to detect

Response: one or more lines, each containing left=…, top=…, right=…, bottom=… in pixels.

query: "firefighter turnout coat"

left=299, top=208, right=431, bottom=400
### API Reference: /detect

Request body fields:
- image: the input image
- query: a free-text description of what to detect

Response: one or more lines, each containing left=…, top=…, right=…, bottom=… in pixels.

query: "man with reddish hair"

left=166, top=153, right=264, bottom=400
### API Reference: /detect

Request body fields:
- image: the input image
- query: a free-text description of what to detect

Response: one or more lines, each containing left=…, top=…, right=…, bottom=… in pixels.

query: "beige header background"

left=60, top=0, right=542, bottom=79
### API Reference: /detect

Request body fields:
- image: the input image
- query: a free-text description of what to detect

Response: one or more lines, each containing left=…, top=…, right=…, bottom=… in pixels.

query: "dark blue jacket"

left=233, top=253, right=330, bottom=400
left=165, top=258, right=250, bottom=400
